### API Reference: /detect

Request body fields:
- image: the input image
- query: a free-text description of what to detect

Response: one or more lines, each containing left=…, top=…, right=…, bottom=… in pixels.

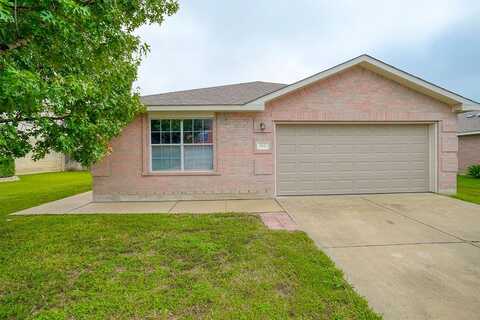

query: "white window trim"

left=149, top=117, right=214, bottom=173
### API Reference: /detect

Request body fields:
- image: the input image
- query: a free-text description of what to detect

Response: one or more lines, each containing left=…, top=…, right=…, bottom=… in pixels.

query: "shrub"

left=468, top=164, right=480, bottom=178
left=0, top=158, right=15, bottom=178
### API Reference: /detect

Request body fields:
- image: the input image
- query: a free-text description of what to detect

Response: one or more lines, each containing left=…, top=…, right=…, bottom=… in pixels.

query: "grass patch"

left=0, top=170, right=379, bottom=319
left=0, top=214, right=380, bottom=319
left=0, top=171, right=91, bottom=218
left=455, top=175, right=480, bottom=205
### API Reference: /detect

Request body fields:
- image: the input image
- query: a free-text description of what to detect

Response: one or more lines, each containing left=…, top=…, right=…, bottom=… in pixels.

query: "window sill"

left=142, top=171, right=221, bottom=177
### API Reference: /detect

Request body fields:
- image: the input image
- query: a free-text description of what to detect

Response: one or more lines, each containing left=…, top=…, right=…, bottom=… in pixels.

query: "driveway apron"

left=278, top=194, right=480, bottom=320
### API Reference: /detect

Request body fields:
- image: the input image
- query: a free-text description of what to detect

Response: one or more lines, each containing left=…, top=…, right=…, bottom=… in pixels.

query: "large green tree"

left=0, top=0, right=178, bottom=166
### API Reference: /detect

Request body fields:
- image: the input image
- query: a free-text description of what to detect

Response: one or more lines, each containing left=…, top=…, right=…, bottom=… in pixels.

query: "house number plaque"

left=256, top=142, right=271, bottom=151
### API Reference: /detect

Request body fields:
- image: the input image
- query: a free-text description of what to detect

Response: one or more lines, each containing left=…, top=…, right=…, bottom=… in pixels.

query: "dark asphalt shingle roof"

left=140, top=81, right=287, bottom=106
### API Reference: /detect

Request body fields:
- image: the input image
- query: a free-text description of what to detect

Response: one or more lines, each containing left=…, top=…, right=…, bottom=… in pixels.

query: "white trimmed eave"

left=455, top=104, right=480, bottom=112
left=244, top=54, right=480, bottom=113
left=147, top=104, right=265, bottom=112
left=458, top=130, right=480, bottom=136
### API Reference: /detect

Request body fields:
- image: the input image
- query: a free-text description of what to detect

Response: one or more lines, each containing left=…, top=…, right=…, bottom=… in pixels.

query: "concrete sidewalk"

left=11, top=191, right=284, bottom=215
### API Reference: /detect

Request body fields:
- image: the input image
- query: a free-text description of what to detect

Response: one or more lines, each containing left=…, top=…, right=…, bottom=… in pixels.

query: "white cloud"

left=134, top=9, right=212, bottom=93
left=134, top=0, right=480, bottom=95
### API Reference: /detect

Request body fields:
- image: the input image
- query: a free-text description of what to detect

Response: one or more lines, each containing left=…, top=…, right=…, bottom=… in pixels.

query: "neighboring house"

left=13, top=127, right=85, bottom=175
left=15, top=151, right=65, bottom=175
left=92, top=55, right=480, bottom=201
left=15, top=152, right=83, bottom=175
left=458, top=112, right=480, bottom=172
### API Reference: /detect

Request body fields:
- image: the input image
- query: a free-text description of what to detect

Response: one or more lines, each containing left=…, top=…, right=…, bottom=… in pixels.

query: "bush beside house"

left=468, top=164, right=480, bottom=178
left=0, top=158, right=15, bottom=178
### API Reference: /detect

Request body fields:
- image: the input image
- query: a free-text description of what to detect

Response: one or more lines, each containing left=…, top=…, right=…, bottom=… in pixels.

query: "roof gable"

left=245, top=55, right=480, bottom=112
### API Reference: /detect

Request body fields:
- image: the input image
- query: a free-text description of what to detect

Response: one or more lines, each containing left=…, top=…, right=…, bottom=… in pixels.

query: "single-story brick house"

left=458, top=112, right=480, bottom=172
left=92, top=55, right=480, bottom=201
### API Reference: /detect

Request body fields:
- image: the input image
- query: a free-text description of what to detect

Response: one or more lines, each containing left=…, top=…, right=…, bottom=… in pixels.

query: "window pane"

left=151, top=132, right=160, bottom=144
left=171, top=131, right=181, bottom=144
left=152, top=146, right=181, bottom=170
left=161, top=132, right=171, bottom=144
left=161, top=119, right=171, bottom=131
left=194, top=119, right=203, bottom=131
left=151, top=120, right=161, bottom=131
left=204, top=131, right=212, bottom=143
left=171, top=120, right=181, bottom=131
left=183, top=119, right=193, bottom=131
left=184, top=145, right=213, bottom=170
left=203, top=119, right=212, bottom=131
left=192, top=131, right=212, bottom=144
left=183, top=131, right=193, bottom=143
left=193, top=132, right=202, bottom=144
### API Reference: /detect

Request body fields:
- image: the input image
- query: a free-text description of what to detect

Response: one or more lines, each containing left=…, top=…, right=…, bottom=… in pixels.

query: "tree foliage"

left=0, top=0, right=178, bottom=165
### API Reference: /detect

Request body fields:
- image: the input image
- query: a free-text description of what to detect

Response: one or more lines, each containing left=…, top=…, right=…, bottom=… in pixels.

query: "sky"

left=134, top=0, right=480, bottom=102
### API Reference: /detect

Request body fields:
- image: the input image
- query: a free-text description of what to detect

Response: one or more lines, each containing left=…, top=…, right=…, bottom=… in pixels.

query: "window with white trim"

left=150, top=119, right=213, bottom=171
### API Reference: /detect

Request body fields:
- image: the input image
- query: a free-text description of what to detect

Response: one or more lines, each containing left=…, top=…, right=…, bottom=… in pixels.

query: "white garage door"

left=276, top=124, right=431, bottom=195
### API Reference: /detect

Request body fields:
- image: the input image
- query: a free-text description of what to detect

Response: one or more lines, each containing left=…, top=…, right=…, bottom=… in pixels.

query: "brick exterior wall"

left=458, top=134, right=480, bottom=172
left=92, top=66, right=458, bottom=201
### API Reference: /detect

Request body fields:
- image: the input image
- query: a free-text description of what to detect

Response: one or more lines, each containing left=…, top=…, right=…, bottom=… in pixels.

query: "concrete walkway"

left=278, top=193, right=480, bottom=320
left=259, top=212, right=299, bottom=231
left=11, top=191, right=284, bottom=215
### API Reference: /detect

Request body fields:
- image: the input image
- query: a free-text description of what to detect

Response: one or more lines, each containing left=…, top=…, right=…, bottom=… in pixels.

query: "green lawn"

left=456, top=175, right=480, bottom=205
left=0, top=172, right=379, bottom=319
left=0, top=171, right=92, bottom=218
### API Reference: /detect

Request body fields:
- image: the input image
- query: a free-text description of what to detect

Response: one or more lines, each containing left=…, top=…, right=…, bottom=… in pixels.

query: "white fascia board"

left=147, top=104, right=265, bottom=112
left=359, top=56, right=476, bottom=106
left=245, top=54, right=479, bottom=109
left=457, top=130, right=480, bottom=136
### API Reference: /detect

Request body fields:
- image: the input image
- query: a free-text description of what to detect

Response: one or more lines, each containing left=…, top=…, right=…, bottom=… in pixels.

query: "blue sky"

left=135, top=0, right=480, bottom=101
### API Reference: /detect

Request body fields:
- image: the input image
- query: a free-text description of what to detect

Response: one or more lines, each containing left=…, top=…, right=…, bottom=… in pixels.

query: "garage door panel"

left=355, top=182, right=408, bottom=192
left=296, top=144, right=316, bottom=154
left=388, top=143, right=426, bottom=153
left=315, top=154, right=355, bottom=162
left=276, top=124, right=430, bottom=195
left=315, top=145, right=336, bottom=153
left=277, top=144, right=296, bottom=153
left=351, top=144, right=376, bottom=153
left=333, top=162, right=353, bottom=171
left=355, top=162, right=410, bottom=171
left=296, top=162, right=315, bottom=172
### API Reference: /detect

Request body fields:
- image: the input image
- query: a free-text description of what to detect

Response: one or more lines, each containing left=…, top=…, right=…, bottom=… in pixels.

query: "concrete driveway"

left=277, top=193, right=480, bottom=320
